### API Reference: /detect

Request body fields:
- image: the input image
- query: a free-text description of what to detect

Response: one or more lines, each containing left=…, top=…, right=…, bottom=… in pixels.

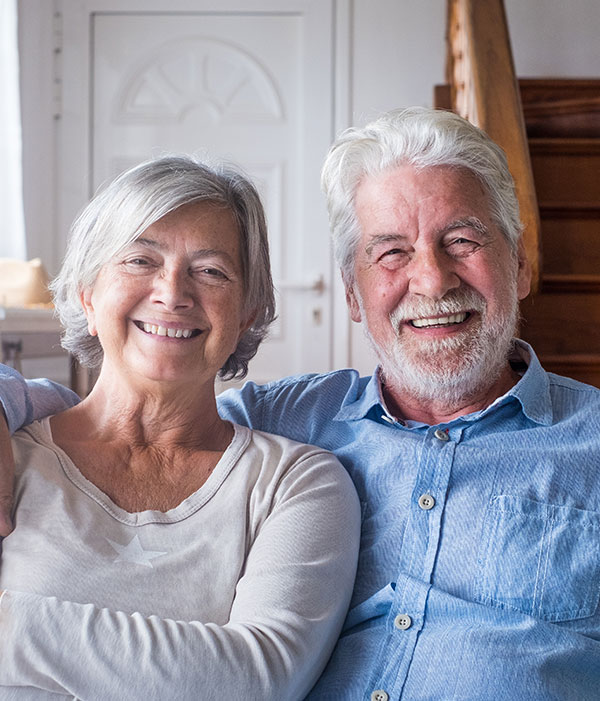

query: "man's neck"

left=382, top=365, right=523, bottom=426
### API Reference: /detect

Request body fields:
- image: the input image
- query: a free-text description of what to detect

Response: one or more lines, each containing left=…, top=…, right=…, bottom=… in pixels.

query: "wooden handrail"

left=445, top=0, right=541, bottom=292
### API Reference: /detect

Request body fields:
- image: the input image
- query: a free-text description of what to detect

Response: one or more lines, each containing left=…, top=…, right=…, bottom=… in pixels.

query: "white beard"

left=362, top=280, right=519, bottom=407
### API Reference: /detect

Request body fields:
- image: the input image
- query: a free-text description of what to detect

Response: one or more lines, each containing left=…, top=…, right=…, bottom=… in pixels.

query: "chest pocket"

left=476, top=495, right=600, bottom=622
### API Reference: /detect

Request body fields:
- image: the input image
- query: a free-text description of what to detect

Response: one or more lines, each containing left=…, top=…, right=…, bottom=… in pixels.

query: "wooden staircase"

left=435, top=0, right=600, bottom=388
left=519, top=79, right=600, bottom=387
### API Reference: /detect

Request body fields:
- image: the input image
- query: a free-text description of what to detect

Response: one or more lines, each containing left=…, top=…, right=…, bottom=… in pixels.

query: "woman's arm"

left=0, top=452, right=360, bottom=700
left=0, top=364, right=80, bottom=534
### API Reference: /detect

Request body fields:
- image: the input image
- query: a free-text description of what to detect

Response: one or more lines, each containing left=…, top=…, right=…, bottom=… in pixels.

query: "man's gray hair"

left=51, top=155, right=276, bottom=379
left=321, top=106, right=523, bottom=282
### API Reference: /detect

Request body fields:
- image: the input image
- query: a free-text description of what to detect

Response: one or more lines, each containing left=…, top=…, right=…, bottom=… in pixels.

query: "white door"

left=58, top=0, right=335, bottom=385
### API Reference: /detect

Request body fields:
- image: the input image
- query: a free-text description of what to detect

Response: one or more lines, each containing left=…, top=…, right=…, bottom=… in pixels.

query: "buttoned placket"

left=367, top=423, right=462, bottom=700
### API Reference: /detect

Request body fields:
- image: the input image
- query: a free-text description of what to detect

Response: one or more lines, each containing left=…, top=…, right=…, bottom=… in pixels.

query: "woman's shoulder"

left=233, top=422, right=339, bottom=463
left=11, top=419, right=56, bottom=460
left=231, top=423, right=357, bottom=499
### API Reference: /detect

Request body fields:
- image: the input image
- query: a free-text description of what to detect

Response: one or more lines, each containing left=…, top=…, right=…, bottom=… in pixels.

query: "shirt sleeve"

left=217, top=378, right=320, bottom=444
left=218, top=381, right=268, bottom=430
left=0, top=451, right=360, bottom=701
left=0, top=365, right=79, bottom=434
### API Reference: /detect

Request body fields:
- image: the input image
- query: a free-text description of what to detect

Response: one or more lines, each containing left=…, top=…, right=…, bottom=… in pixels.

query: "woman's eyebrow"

left=129, top=238, right=235, bottom=262
left=129, top=237, right=163, bottom=250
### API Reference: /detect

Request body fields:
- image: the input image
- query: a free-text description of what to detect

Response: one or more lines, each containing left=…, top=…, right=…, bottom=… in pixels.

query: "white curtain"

left=0, top=0, right=26, bottom=260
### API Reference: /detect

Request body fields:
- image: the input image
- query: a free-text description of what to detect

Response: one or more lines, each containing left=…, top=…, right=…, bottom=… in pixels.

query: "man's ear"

left=516, top=238, right=532, bottom=301
left=343, top=273, right=362, bottom=323
left=79, top=287, right=98, bottom=337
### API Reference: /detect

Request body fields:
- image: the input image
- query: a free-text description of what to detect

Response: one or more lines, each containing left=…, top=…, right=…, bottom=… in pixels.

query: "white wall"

left=506, top=0, right=600, bottom=76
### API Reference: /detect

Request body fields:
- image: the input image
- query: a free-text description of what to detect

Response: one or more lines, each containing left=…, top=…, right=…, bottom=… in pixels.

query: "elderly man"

left=1, top=107, right=600, bottom=699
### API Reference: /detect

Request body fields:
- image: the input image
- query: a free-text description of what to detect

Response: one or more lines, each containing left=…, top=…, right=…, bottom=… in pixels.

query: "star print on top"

left=106, top=535, right=167, bottom=568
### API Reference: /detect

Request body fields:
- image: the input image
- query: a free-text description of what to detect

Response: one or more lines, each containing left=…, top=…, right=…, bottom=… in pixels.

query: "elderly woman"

left=0, top=157, right=360, bottom=699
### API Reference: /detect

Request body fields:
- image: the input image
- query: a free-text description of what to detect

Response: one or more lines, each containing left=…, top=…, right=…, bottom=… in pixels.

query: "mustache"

left=389, top=288, right=486, bottom=330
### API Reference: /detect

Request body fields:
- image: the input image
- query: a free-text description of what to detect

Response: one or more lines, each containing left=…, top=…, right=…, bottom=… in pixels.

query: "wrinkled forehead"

left=354, top=164, right=494, bottom=235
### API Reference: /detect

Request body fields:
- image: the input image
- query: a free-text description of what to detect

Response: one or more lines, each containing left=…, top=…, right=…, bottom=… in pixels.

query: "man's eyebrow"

left=365, top=233, right=409, bottom=257
left=441, top=217, right=490, bottom=237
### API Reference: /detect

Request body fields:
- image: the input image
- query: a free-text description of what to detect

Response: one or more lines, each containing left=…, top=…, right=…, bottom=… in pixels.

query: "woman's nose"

left=151, top=268, right=194, bottom=309
left=407, top=247, right=460, bottom=300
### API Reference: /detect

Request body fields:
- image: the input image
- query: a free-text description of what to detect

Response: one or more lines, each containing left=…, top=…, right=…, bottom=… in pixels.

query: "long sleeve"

left=0, top=365, right=79, bottom=434
left=0, top=435, right=361, bottom=701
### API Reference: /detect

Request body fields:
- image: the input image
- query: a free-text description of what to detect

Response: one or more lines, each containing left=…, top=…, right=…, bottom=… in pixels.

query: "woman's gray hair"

left=51, top=155, right=276, bottom=379
left=321, top=106, right=523, bottom=282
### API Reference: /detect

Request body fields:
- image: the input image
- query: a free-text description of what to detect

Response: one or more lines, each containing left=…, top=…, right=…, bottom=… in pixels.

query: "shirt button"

left=394, top=613, right=413, bottom=630
left=371, top=691, right=389, bottom=701
left=418, top=493, right=435, bottom=510
left=434, top=428, right=449, bottom=442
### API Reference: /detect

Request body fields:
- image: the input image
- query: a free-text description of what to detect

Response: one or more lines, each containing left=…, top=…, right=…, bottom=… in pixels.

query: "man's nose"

left=151, top=268, right=194, bottom=309
left=407, top=247, right=460, bottom=300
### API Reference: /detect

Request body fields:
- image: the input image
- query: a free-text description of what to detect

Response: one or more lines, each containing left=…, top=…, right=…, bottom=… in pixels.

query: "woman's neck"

left=48, top=373, right=234, bottom=512
left=55, top=368, right=229, bottom=451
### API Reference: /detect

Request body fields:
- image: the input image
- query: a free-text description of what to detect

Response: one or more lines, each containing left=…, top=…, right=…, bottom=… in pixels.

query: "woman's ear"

left=79, top=287, right=98, bottom=337
left=238, top=310, right=256, bottom=340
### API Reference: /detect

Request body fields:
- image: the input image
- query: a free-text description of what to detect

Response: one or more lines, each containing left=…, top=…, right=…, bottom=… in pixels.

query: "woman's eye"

left=123, top=257, right=154, bottom=269
left=196, top=267, right=228, bottom=279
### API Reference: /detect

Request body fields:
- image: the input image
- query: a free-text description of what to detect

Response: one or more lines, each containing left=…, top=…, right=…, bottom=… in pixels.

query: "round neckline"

left=29, top=418, right=252, bottom=526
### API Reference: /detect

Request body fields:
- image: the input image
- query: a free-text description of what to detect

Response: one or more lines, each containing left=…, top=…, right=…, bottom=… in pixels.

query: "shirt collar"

left=497, top=339, right=553, bottom=426
left=333, top=367, right=390, bottom=423
left=333, top=339, right=553, bottom=427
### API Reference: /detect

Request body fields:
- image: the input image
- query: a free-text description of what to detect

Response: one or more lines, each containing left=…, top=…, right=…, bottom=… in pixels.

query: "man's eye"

left=377, top=248, right=408, bottom=265
left=381, top=248, right=406, bottom=259
left=446, top=237, right=481, bottom=254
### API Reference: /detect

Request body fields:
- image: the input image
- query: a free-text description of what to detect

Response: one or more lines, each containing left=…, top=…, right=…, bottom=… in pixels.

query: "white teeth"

left=140, top=322, right=195, bottom=338
left=411, top=312, right=467, bottom=328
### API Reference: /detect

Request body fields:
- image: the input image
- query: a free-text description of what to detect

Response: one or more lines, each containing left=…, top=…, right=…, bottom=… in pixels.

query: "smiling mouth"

left=410, top=312, right=470, bottom=329
left=134, top=321, right=201, bottom=338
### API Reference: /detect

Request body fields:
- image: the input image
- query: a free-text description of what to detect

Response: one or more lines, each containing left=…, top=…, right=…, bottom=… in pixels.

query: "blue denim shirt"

left=2, top=340, right=600, bottom=700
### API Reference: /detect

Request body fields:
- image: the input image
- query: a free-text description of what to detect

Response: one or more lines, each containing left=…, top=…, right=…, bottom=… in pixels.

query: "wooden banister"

left=445, top=0, right=541, bottom=292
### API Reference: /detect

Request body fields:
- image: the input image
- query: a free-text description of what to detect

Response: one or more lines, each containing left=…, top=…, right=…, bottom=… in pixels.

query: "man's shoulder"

left=257, top=367, right=365, bottom=396
left=545, top=371, right=600, bottom=422
left=218, top=368, right=369, bottom=440
left=547, top=372, right=600, bottom=400
left=225, top=367, right=365, bottom=404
